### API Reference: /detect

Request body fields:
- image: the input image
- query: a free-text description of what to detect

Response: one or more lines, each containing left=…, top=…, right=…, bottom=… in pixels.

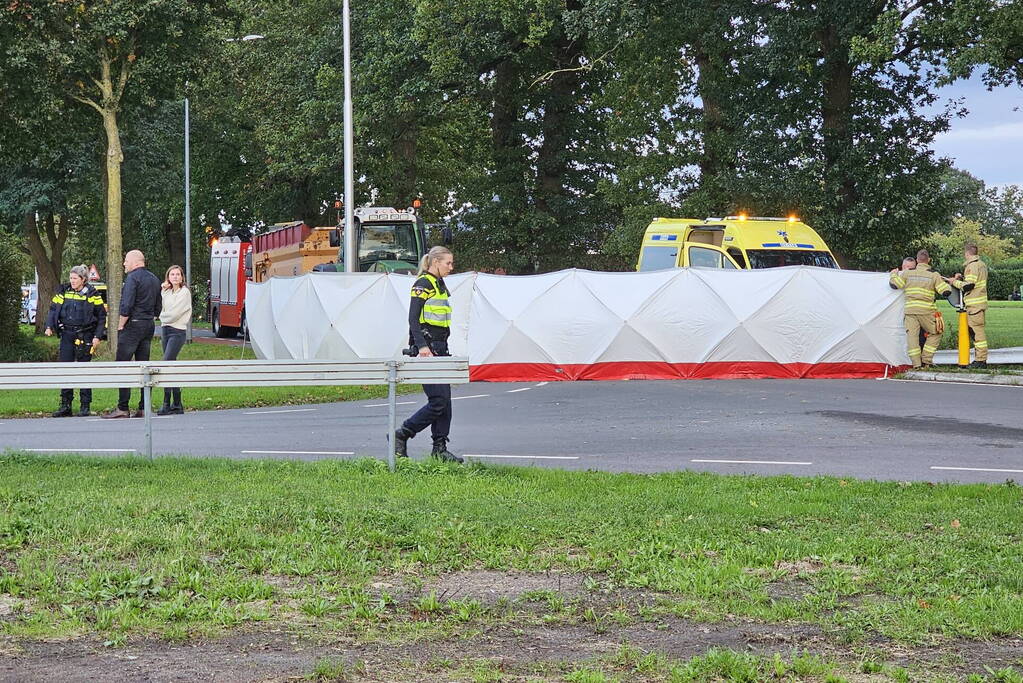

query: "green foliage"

left=988, top=270, right=1023, bottom=301
left=0, top=231, right=27, bottom=345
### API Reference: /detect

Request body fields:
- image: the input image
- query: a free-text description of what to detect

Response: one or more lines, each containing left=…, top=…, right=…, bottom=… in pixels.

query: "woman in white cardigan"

left=158, top=265, right=192, bottom=415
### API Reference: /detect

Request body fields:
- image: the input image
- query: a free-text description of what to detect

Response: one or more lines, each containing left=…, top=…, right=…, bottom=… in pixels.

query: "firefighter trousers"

left=905, top=313, right=941, bottom=367
left=967, top=310, right=988, bottom=362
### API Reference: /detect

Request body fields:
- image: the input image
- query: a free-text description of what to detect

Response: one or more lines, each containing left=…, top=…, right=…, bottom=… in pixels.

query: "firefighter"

left=393, top=245, right=463, bottom=463
left=44, top=265, right=106, bottom=417
left=948, top=243, right=989, bottom=368
left=889, top=249, right=951, bottom=368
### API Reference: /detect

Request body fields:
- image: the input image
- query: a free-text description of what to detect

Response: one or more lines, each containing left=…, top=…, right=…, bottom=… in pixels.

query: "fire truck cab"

left=209, top=236, right=252, bottom=338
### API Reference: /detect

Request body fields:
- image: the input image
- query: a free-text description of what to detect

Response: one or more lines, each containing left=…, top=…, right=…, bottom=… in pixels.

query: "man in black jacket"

left=104, top=250, right=162, bottom=419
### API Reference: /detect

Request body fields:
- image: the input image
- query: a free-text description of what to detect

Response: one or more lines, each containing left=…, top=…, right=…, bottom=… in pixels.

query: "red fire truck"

left=208, top=205, right=437, bottom=338
left=208, top=236, right=253, bottom=338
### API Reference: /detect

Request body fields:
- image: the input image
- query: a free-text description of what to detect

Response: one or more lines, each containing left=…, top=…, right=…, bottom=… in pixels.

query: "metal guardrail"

left=0, top=358, right=470, bottom=469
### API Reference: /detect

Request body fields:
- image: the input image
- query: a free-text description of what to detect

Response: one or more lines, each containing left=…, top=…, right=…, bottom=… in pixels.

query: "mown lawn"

left=2, top=331, right=419, bottom=417
left=1, top=454, right=1020, bottom=652
left=935, top=300, right=1023, bottom=351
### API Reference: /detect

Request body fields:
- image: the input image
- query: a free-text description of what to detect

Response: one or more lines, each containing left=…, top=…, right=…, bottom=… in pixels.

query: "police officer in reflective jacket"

left=44, top=265, right=106, bottom=417
left=394, top=246, right=463, bottom=463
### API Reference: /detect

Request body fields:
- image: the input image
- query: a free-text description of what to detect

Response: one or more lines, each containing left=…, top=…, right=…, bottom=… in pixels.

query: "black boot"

left=77, top=403, right=91, bottom=417
left=969, top=360, right=988, bottom=369
left=156, top=401, right=174, bottom=416
left=169, top=389, right=184, bottom=415
left=431, top=437, right=463, bottom=464
left=394, top=427, right=413, bottom=459
left=52, top=402, right=72, bottom=418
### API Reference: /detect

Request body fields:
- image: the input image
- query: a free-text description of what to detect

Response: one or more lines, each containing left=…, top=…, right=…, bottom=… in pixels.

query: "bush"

left=0, top=232, right=27, bottom=347
left=989, top=269, right=1023, bottom=300
left=0, top=330, right=55, bottom=362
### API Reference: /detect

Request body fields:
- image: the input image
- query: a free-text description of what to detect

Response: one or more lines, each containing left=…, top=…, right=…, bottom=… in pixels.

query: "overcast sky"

left=932, top=75, right=1023, bottom=189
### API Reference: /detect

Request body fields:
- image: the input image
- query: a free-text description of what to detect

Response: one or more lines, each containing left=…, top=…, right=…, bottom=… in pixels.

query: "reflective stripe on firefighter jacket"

left=414, top=273, right=452, bottom=328
left=953, top=257, right=988, bottom=312
left=888, top=264, right=951, bottom=314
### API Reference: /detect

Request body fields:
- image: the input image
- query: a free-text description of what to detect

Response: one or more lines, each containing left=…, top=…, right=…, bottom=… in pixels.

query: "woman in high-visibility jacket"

left=394, top=246, right=462, bottom=463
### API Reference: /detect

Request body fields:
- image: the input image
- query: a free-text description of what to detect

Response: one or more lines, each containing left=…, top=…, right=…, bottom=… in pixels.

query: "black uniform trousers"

left=402, top=340, right=452, bottom=441
left=116, top=319, right=154, bottom=411
left=58, top=330, right=94, bottom=405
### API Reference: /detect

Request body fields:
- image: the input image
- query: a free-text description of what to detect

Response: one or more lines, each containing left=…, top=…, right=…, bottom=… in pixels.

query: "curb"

left=901, top=371, right=1023, bottom=386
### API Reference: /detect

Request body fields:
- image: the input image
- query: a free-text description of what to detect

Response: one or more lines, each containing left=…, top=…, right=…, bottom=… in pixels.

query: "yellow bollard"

left=958, top=310, right=970, bottom=367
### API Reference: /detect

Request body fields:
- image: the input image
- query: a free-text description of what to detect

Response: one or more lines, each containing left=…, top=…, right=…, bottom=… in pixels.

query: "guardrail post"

left=386, top=360, right=399, bottom=472
left=142, top=367, right=154, bottom=461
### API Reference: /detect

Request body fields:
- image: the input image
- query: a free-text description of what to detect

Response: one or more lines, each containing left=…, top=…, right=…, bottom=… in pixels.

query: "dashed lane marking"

left=931, top=466, right=1023, bottom=474
left=452, top=394, right=490, bottom=400
left=363, top=401, right=415, bottom=408
left=691, top=459, right=813, bottom=466
left=241, top=450, right=355, bottom=456
left=463, top=454, right=579, bottom=460
left=23, top=448, right=137, bottom=453
left=506, top=388, right=531, bottom=393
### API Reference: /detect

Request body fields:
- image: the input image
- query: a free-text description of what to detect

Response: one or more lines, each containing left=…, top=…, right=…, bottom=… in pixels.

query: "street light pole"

left=342, top=0, right=356, bottom=273
left=183, top=95, right=193, bottom=343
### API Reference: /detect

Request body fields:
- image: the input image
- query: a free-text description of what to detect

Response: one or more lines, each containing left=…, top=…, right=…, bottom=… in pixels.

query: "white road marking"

left=535, top=382, right=549, bottom=387
left=931, top=466, right=1023, bottom=474
left=691, top=459, right=813, bottom=466
left=242, top=450, right=355, bottom=456
left=23, top=448, right=137, bottom=453
left=463, top=454, right=579, bottom=460
left=243, top=408, right=317, bottom=415
left=452, top=394, right=490, bottom=400
left=506, top=387, right=531, bottom=393
left=363, top=401, right=415, bottom=408
left=884, top=378, right=1022, bottom=388
left=85, top=416, right=174, bottom=422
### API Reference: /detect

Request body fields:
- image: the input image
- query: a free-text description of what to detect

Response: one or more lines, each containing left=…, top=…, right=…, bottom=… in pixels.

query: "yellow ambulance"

left=636, top=215, right=839, bottom=271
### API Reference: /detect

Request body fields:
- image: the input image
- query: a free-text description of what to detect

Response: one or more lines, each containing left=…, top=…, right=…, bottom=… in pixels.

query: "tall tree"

left=4, top=0, right=228, bottom=344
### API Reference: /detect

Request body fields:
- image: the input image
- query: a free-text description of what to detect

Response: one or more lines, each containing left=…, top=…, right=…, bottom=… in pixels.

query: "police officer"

left=104, top=249, right=162, bottom=418
left=948, top=243, right=989, bottom=368
left=44, top=265, right=106, bottom=417
left=394, top=246, right=462, bottom=463
left=889, top=249, right=951, bottom=368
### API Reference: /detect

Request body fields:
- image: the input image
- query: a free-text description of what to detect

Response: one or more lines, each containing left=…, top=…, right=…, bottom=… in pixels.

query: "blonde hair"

left=165, top=264, right=188, bottom=289
left=418, top=246, right=452, bottom=276
left=69, top=264, right=88, bottom=281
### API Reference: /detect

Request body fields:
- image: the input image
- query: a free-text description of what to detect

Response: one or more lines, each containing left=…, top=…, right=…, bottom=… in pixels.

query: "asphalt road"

left=2, top=378, right=1021, bottom=483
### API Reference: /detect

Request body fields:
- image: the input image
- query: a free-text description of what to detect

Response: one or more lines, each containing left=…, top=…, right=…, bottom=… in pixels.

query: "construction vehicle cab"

left=637, top=216, right=839, bottom=272
left=329, top=207, right=429, bottom=272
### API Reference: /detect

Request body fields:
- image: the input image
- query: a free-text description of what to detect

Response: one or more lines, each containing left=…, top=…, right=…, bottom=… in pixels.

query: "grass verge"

left=1, top=453, right=1021, bottom=654
left=1, top=331, right=419, bottom=417
left=935, top=301, right=1023, bottom=350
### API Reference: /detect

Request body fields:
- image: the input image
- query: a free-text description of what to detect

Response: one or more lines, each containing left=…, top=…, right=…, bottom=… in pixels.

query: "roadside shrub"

left=0, top=330, right=55, bottom=362
left=0, top=232, right=26, bottom=347
left=989, top=269, right=1023, bottom=300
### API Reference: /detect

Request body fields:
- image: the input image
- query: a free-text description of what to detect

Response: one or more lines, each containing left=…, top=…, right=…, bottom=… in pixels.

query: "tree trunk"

left=534, top=4, right=584, bottom=272
left=693, top=42, right=735, bottom=210
left=163, top=218, right=186, bottom=269
left=102, top=105, right=124, bottom=349
left=819, top=23, right=858, bottom=215
left=391, top=120, right=419, bottom=204
left=23, top=212, right=69, bottom=334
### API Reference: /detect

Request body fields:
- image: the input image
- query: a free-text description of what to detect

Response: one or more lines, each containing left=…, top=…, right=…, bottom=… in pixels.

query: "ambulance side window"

left=688, top=246, right=723, bottom=268
left=727, top=248, right=748, bottom=268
